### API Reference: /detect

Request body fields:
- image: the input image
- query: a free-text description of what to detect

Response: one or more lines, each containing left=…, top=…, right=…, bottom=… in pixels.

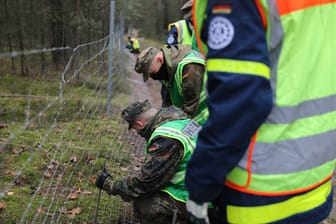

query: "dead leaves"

left=60, top=207, right=82, bottom=219
left=64, top=188, right=91, bottom=219
left=34, top=187, right=89, bottom=219
left=43, top=160, right=60, bottom=179
left=58, top=207, right=81, bottom=219
left=68, top=193, right=79, bottom=200
left=43, top=171, right=52, bottom=179
left=36, top=207, right=46, bottom=214
left=4, top=169, right=17, bottom=176
left=68, top=207, right=81, bottom=219
left=70, top=155, right=77, bottom=163
left=36, top=206, right=81, bottom=219
left=90, top=175, right=97, bottom=183
left=46, top=164, right=54, bottom=170
left=0, top=201, right=7, bottom=210
left=67, top=188, right=92, bottom=201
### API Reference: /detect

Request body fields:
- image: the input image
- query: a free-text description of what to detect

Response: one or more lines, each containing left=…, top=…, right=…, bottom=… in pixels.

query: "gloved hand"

left=186, top=198, right=210, bottom=224
left=95, top=168, right=112, bottom=190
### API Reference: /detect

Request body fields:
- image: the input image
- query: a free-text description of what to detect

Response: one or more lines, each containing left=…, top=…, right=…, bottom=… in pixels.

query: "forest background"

left=0, top=0, right=335, bottom=223
left=0, top=0, right=183, bottom=75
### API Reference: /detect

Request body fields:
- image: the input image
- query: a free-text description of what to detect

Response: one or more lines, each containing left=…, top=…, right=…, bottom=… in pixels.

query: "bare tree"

left=40, top=0, right=46, bottom=77
left=4, top=0, right=16, bottom=73
left=15, top=0, right=28, bottom=76
left=50, top=0, right=64, bottom=69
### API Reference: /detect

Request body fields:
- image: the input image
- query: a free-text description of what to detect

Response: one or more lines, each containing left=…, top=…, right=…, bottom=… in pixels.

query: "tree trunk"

left=40, top=0, right=46, bottom=77
left=155, top=0, right=162, bottom=39
left=15, top=0, right=27, bottom=76
left=4, top=0, right=16, bottom=73
left=50, top=0, right=64, bottom=70
left=87, top=1, right=91, bottom=58
left=29, top=1, right=37, bottom=49
left=76, top=0, right=81, bottom=46
left=163, top=0, right=169, bottom=31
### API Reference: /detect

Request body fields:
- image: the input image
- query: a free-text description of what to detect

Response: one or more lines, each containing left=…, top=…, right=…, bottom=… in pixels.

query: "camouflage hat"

left=134, top=47, right=160, bottom=82
left=181, top=0, right=193, bottom=19
left=121, top=100, right=152, bottom=129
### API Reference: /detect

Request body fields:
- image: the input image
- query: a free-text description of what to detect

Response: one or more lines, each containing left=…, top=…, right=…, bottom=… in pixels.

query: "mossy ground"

left=0, top=53, right=137, bottom=223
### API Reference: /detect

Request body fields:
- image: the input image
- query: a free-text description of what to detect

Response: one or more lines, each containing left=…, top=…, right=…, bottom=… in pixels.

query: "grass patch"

left=0, top=51, right=138, bottom=223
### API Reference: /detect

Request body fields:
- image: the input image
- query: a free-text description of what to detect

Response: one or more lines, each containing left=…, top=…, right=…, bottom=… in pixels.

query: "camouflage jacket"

left=161, top=45, right=205, bottom=117
left=108, top=107, right=189, bottom=201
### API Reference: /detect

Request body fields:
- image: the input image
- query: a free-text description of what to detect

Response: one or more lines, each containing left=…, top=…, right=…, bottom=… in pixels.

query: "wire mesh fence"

left=0, top=30, right=152, bottom=223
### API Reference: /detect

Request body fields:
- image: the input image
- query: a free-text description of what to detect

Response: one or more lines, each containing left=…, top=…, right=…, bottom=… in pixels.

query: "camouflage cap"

left=121, top=99, right=152, bottom=129
left=134, top=47, right=160, bottom=82
left=181, top=0, right=193, bottom=19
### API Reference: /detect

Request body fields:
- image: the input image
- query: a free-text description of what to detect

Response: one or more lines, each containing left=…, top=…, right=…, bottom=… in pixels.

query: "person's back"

left=166, top=0, right=193, bottom=46
left=127, top=36, right=140, bottom=54
left=130, top=37, right=140, bottom=53
left=161, top=45, right=208, bottom=125
left=135, top=45, right=209, bottom=126
left=185, top=1, right=336, bottom=223
left=167, top=19, right=193, bottom=46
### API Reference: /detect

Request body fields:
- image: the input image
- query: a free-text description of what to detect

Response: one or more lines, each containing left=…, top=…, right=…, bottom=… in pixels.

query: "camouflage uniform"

left=100, top=102, right=190, bottom=223
left=135, top=45, right=207, bottom=123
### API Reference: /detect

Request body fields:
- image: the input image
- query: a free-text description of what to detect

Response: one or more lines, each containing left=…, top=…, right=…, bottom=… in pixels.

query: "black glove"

left=95, top=168, right=112, bottom=189
left=186, top=198, right=210, bottom=224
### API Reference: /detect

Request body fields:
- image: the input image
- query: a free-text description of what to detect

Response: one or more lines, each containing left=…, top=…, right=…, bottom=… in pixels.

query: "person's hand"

left=95, top=169, right=112, bottom=190
left=186, top=198, right=210, bottom=224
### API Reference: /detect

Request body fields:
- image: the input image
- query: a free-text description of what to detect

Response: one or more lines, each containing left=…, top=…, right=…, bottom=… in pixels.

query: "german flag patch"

left=212, top=4, right=232, bottom=14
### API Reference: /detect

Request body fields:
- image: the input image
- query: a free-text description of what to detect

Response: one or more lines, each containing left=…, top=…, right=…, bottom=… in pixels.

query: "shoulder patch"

left=208, top=16, right=234, bottom=50
left=182, top=120, right=202, bottom=139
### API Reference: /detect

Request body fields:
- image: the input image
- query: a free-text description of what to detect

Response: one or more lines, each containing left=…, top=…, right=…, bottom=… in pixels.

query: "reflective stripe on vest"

left=170, top=51, right=209, bottom=125
left=207, top=58, right=270, bottom=80
left=227, top=180, right=332, bottom=224
left=192, top=0, right=208, bottom=55
left=225, top=0, right=336, bottom=195
left=176, top=21, right=184, bottom=44
left=147, top=119, right=197, bottom=203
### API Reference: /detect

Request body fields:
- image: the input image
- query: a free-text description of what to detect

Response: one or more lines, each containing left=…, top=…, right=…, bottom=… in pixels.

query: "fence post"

left=107, top=0, right=115, bottom=114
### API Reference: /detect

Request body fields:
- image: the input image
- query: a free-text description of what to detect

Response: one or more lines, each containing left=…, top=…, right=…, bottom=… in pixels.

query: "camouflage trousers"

left=133, top=192, right=187, bottom=224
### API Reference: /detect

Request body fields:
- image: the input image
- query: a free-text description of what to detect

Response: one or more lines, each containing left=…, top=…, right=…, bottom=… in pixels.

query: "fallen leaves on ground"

left=36, top=207, right=46, bottom=214
left=68, top=193, right=79, bottom=200
left=0, top=201, right=7, bottom=210
left=68, top=207, right=81, bottom=219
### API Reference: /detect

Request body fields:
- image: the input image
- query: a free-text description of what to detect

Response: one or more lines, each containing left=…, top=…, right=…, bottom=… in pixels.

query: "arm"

left=181, top=63, right=205, bottom=117
left=112, top=136, right=184, bottom=201
left=185, top=0, right=273, bottom=202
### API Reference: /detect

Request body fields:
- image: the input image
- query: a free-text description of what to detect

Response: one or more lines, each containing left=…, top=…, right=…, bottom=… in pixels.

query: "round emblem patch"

left=208, top=16, right=234, bottom=50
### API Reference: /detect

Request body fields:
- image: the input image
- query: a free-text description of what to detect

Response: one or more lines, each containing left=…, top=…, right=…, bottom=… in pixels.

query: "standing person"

left=166, top=0, right=193, bottom=46
left=95, top=100, right=214, bottom=224
left=135, top=45, right=208, bottom=126
left=185, top=1, right=336, bottom=224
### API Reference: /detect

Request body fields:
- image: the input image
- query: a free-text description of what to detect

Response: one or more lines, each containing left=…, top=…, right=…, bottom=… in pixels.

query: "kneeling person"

left=95, top=100, right=213, bottom=223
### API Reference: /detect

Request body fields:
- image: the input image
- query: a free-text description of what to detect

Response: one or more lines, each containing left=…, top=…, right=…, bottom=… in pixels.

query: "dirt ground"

left=126, top=52, right=162, bottom=107
left=126, top=51, right=336, bottom=224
